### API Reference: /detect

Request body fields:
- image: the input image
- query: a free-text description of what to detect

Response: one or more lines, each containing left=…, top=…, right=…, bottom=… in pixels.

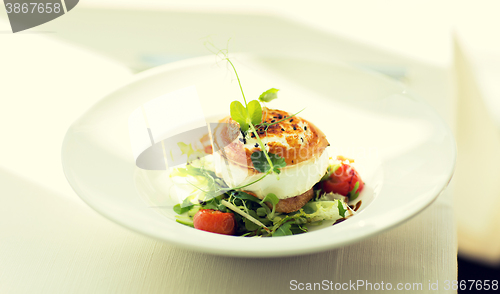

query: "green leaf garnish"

left=260, top=193, right=279, bottom=219
left=231, top=191, right=260, bottom=202
left=251, top=151, right=286, bottom=173
left=302, top=204, right=315, bottom=214
left=337, top=200, right=346, bottom=218
left=260, top=193, right=279, bottom=205
left=173, top=203, right=193, bottom=215
left=181, top=196, right=196, bottom=208
left=349, top=181, right=360, bottom=200
left=290, top=224, right=308, bottom=234
left=256, top=207, right=267, bottom=217
left=272, top=221, right=293, bottom=236
left=247, top=100, right=263, bottom=125
left=220, top=199, right=270, bottom=232
left=230, top=100, right=249, bottom=131
left=244, top=210, right=261, bottom=231
left=259, top=88, right=279, bottom=102
left=202, top=201, right=218, bottom=210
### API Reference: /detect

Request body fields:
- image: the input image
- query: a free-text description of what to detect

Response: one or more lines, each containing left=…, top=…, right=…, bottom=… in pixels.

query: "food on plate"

left=171, top=57, right=364, bottom=237
left=321, top=161, right=364, bottom=200
left=212, top=107, right=329, bottom=213
left=193, top=209, right=236, bottom=235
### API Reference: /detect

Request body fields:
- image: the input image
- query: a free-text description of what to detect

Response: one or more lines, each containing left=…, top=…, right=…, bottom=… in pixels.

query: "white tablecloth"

left=0, top=6, right=461, bottom=293
left=0, top=173, right=456, bottom=293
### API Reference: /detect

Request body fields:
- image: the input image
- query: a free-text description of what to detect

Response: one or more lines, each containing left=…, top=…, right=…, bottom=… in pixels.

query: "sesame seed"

left=293, top=126, right=297, bottom=130
left=254, top=143, right=259, bottom=148
left=281, top=128, right=285, bottom=131
left=271, top=120, right=275, bottom=123
left=290, top=119, right=293, bottom=122
left=304, top=126, right=307, bottom=131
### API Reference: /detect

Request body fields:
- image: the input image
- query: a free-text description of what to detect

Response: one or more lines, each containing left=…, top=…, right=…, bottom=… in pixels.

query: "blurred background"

left=1, top=0, right=500, bottom=286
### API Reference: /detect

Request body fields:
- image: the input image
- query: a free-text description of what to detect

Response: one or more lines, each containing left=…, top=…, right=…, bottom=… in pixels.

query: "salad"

left=171, top=56, right=364, bottom=237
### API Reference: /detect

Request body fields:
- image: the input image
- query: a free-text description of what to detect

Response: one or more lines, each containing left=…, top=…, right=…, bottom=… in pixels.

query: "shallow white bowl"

left=62, top=54, right=456, bottom=257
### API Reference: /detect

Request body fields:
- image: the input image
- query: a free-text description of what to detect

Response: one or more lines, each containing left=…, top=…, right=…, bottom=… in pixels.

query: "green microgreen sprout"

left=259, top=88, right=280, bottom=102
left=259, top=193, right=279, bottom=219
left=220, top=199, right=270, bottom=232
left=204, top=39, right=284, bottom=177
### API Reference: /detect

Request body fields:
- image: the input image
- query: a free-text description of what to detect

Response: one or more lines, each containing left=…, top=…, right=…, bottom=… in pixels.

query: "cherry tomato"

left=193, top=209, right=236, bottom=235
left=321, top=163, right=364, bottom=198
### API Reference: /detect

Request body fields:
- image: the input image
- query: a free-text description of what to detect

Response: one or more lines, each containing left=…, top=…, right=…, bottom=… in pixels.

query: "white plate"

left=62, top=54, right=456, bottom=257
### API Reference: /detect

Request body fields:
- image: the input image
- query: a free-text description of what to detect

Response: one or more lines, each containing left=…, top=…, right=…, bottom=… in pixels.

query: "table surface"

left=0, top=4, right=465, bottom=293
